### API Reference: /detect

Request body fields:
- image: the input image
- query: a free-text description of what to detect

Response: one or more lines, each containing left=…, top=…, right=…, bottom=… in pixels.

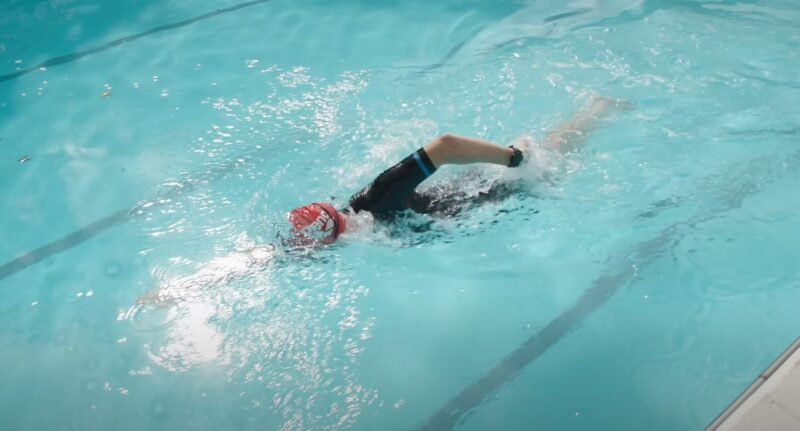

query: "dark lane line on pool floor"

left=0, top=178, right=200, bottom=282
left=0, top=127, right=307, bottom=282
left=417, top=150, right=800, bottom=431
left=0, top=210, right=129, bottom=280
left=0, top=0, right=272, bottom=83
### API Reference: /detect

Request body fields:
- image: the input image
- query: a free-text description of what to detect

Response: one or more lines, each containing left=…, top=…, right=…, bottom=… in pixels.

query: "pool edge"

left=705, top=336, right=800, bottom=430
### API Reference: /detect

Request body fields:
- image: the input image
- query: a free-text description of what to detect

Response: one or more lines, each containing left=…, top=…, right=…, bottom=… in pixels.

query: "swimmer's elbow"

left=434, top=133, right=460, bottom=156
left=436, top=133, right=459, bottom=146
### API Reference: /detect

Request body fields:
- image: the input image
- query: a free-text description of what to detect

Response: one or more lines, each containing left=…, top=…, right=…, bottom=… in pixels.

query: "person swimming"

left=288, top=96, right=626, bottom=245
left=138, top=96, right=626, bottom=304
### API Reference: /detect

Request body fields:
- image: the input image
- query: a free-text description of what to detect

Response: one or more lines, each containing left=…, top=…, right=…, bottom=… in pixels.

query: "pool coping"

left=705, top=336, right=800, bottom=430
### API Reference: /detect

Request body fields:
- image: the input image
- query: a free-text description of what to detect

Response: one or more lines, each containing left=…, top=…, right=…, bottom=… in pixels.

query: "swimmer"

left=138, top=96, right=624, bottom=304
left=289, top=95, right=626, bottom=245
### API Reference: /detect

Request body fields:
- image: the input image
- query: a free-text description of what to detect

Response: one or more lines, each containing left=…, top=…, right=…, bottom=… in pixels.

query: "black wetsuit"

left=347, top=148, right=518, bottom=218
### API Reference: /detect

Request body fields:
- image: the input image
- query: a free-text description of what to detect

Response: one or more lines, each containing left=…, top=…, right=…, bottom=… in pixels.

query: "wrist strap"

left=508, top=145, right=524, bottom=167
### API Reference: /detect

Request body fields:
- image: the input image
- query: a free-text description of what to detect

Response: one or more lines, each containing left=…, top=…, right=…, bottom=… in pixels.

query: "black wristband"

left=508, top=145, right=524, bottom=167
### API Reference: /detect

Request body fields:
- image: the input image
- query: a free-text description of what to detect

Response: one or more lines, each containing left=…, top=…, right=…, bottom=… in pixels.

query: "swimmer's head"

left=287, top=203, right=346, bottom=245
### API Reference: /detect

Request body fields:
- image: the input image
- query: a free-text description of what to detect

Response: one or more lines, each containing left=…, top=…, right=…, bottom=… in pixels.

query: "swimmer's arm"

left=543, top=96, right=628, bottom=154
left=136, top=245, right=275, bottom=305
left=424, top=133, right=514, bottom=168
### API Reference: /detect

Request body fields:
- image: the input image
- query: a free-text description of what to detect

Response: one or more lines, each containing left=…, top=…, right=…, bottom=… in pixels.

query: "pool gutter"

left=706, top=336, right=800, bottom=430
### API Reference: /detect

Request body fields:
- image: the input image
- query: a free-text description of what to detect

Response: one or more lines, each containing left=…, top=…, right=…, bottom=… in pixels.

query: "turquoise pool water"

left=2, top=0, right=799, bottom=429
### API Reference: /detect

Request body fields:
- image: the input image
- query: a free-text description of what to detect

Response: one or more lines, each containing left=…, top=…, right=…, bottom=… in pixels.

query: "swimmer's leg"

left=423, top=134, right=515, bottom=168
left=543, top=96, right=630, bottom=154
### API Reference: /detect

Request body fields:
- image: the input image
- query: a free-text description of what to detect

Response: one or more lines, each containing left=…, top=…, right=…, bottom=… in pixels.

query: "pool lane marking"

left=418, top=218, right=681, bottom=431
left=0, top=172, right=199, bottom=282
left=0, top=210, right=129, bottom=280
left=0, top=128, right=306, bottom=282
left=0, top=0, right=272, bottom=83
left=0, top=178, right=200, bottom=282
left=417, top=150, right=800, bottom=431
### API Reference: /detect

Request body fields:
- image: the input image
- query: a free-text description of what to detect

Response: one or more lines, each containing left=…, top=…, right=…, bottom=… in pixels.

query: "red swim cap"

left=288, top=203, right=346, bottom=244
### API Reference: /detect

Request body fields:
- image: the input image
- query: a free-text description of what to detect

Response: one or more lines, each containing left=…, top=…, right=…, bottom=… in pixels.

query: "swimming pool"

left=2, top=0, right=799, bottom=429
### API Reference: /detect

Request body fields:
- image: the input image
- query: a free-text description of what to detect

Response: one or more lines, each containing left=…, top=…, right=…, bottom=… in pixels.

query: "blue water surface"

left=1, top=0, right=799, bottom=430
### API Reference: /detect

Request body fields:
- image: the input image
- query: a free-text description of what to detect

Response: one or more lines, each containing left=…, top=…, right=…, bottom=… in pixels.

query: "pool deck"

left=706, top=336, right=800, bottom=430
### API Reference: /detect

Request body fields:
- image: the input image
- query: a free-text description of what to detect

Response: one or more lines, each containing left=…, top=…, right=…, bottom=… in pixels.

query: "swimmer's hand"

left=137, top=289, right=178, bottom=307
left=134, top=245, right=276, bottom=307
left=590, top=96, right=633, bottom=115
left=544, top=95, right=632, bottom=153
